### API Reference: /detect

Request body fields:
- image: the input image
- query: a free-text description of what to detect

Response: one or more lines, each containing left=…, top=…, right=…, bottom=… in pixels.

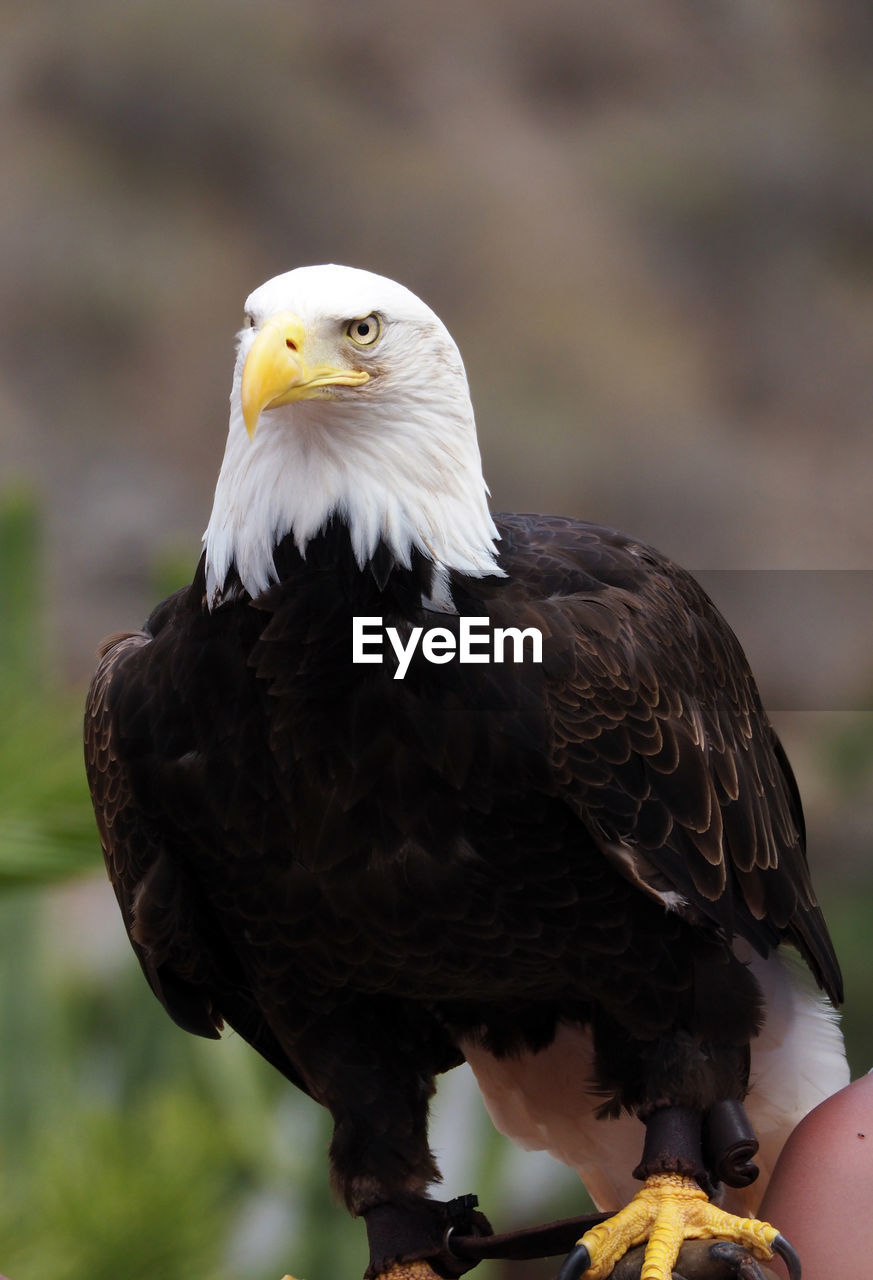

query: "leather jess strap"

left=447, top=1207, right=611, bottom=1264
left=363, top=1196, right=609, bottom=1278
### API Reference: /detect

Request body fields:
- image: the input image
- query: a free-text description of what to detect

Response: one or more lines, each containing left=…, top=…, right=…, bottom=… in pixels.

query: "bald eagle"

left=85, top=265, right=847, bottom=1280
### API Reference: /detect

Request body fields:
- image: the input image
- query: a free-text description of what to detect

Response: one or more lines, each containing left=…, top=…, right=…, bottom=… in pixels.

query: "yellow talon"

left=576, top=1173, right=780, bottom=1280
left=281, top=1265, right=441, bottom=1280
left=377, top=1265, right=444, bottom=1280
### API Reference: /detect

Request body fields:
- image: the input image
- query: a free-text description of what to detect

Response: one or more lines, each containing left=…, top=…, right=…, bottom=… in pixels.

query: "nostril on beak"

left=285, top=338, right=298, bottom=352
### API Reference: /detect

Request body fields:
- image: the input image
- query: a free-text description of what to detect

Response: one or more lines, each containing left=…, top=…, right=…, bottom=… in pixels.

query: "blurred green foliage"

left=0, top=493, right=99, bottom=886
left=827, top=715, right=873, bottom=797
left=826, top=893, right=873, bottom=1079
left=0, top=489, right=870, bottom=1278
left=820, top=715, right=873, bottom=1076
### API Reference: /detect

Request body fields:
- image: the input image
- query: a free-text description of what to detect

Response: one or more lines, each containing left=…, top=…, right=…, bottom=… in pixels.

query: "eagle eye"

left=346, top=314, right=381, bottom=347
left=244, top=312, right=256, bottom=328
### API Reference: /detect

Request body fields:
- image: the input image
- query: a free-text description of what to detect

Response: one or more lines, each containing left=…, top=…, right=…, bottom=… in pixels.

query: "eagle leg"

left=557, top=1106, right=791, bottom=1280
left=287, top=1007, right=449, bottom=1213
left=286, top=1010, right=487, bottom=1280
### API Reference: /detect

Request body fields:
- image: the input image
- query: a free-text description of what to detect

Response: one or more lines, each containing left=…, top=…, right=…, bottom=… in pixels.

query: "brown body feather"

left=84, top=514, right=841, bottom=1211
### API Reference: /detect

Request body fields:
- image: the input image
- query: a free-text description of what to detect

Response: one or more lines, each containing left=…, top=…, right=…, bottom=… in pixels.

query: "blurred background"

left=1, top=1, right=872, bottom=1277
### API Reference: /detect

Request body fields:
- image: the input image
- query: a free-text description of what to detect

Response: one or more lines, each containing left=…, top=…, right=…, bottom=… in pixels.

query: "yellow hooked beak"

left=241, top=312, right=370, bottom=438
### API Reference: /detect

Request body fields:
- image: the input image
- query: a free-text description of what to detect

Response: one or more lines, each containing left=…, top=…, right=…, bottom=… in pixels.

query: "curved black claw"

left=709, top=1241, right=768, bottom=1278
left=772, top=1234, right=801, bottom=1280
left=556, top=1242, right=592, bottom=1280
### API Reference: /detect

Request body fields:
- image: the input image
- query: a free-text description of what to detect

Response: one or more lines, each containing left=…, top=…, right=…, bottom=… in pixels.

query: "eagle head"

left=203, top=264, right=502, bottom=608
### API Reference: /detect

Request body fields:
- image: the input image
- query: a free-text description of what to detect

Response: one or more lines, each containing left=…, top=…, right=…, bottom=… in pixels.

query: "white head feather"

left=203, top=264, right=502, bottom=607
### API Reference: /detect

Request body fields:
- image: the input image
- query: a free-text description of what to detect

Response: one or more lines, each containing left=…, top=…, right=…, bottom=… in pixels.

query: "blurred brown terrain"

left=0, top=1, right=872, bottom=1272
left=4, top=2, right=872, bottom=659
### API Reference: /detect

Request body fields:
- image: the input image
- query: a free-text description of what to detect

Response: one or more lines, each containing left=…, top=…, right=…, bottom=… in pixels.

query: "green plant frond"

left=0, top=489, right=101, bottom=887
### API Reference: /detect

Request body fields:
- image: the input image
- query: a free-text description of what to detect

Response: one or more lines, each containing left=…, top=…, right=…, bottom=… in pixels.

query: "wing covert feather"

left=493, top=515, right=842, bottom=1004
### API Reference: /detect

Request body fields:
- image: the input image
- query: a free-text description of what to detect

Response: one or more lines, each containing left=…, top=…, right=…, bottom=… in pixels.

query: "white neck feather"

left=203, top=345, right=502, bottom=607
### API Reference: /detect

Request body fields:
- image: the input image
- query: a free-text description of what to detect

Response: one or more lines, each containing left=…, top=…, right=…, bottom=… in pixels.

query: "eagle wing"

left=492, top=515, right=842, bottom=1005
left=83, top=603, right=310, bottom=1087
left=84, top=626, right=224, bottom=1037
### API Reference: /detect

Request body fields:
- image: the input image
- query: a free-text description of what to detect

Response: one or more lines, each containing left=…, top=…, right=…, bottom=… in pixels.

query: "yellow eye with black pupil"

left=347, top=314, right=381, bottom=346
